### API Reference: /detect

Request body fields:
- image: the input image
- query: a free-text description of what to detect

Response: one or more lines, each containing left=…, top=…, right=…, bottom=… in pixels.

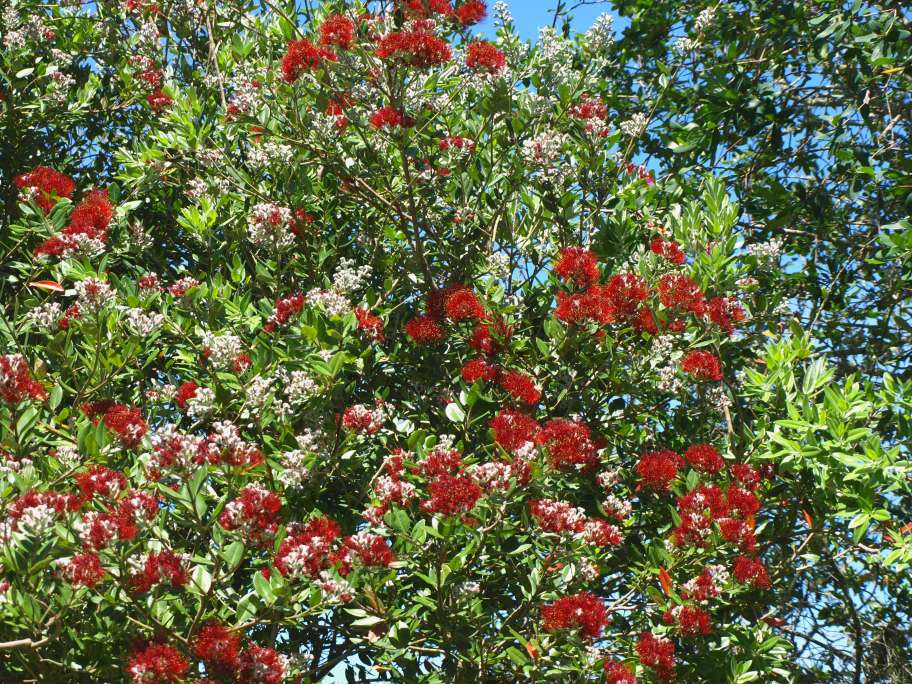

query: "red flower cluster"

left=355, top=307, right=385, bottom=341
left=219, top=486, right=282, bottom=544
left=663, top=604, right=712, bottom=635
left=57, top=553, right=105, bottom=587
left=319, top=14, right=356, bottom=49
left=466, top=41, right=506, bottom=73
left=537, top=418, right=599, bottom=471
left=281, top=39, right=336, bottom=82
left=491, top=408, right=539, bottom=453
left=341, top=403, right=384, bottom=434
left=370, top=106, right=412, bottom=130
left=445, top=286, right=486, bottom=321
left=127, top=642, right=189, bottom=684
left=103, top=404, right=149, bottom=448
left=75, top=465, right=127, bottom=503
left=651, top=237, right=686, bottom=265
left=237, top=644, right=285, bottom=684
left=0, top=354, right=47, bottom=404
left=637, top=632, right=676, bottom=681
left=680, top=350, right=723, bottom=381
left=555, top=247, right=600, bottom=287
left=193, top=622, right=241, bottom=674
left=267, top=292, right=304, bottom=330
left=420, top=473, right=482, bottom=516
left=376, top=30, right=452, bottom=68
left=673, top=482, right=760, bottom=550
left=405, top=314, right=446, bottom=344
left=603, top=661, right=636, bottom=684
left=35, top=188, right=115, bottom=258
left=14, top=165, right=75, bottom=212
left=706, top=296, right=746, bottom=335
left=636, top=450, right=682, bottom=491
left=733, top=555, right=771, bottom=589
left=274, top=516, right=340, bottom=578
left=339, top=532, right=396, bottom=570
left=455, top=0, right=487, bottom=25
left=131, top=550, right=189, bottom=593
left=658, top=272, right=705, bottom=316
left=461, top=357, right=498, bottom=383
left=498, top=370, right=541, bottom=405
left=541, top=592, right=608, bottom=638
left=175, top=380, right=199, bottom=409
left=684, top=443, right=724, bottom=475
left=569, top=95, right=607, bottom=122
left=146, top=89, right=173, bottom=113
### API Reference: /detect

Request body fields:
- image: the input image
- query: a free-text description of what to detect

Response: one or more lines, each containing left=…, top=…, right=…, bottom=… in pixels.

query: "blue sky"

left=479, top=1, right=623, bottom=39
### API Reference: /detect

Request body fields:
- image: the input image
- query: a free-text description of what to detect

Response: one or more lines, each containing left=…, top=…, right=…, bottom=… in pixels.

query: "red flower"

left=233, top=353, right=252, bottom=373
left=405, top=315, right=446, bottom=344
left=281, top=39, right=336, bottom=82
left=636, top=632, right=676, bottom=681
left=651, top=237, right=686, bottom=265
left=420, top=473, right=482, bottom=515
left=680, top=350, right=723, bottom=381
left=733, top=555, right=771, bottom=589
left=14, top=166, right=75, bottom=213
left=636, top=450, right=681, bottom=492
left=569, top=95, right=607, bottom=121
left=461, top=357, right=498, bottom=383
left=555, top=247, right=600, bottom=288
left=175, top=381, right=199, bottom=409
left=127, top=642, right=189, bottom=684
left=376, top=30, right=452, bottom=67
left=658, top=272, right=705, bottom=315
left=219, top=486, right=282, bottom=544
left=468, top=320, right=511, bottom=355
left=663, top=604, right=712, bottom=635
left=75, top=464, right=127, bottom=503
left=339, top=532, right=396, bottom=568
left=319, top=14, right=355, bottom=49
left=370, top=106, right=412, bottom=130
left=603, top=660, right=636, bottom=684
left=237, top=645, right=285, bottom=684
left=57, top=553, right=105, bottom=587
left=498, top=370, right=541, bottom=405
left=0, top=354, right=47, bottom=404
left=193, top=622, right=241, bottom=673
left=445, top=287, right=485, bottom=321
left=274, top=516, right=340, bottom=578
left=146, top=89, right=173, bottom=112
left=706, top=296, right=745, bottom=335
left=684, top=443, right=724, bottom=475
left=131, top=550, right=189, bottom=593
left=103, top=404, right=148, bottom=448
left=355, top=307, right=385, bottom=341
left=466, top=41, right=506, bottom=74
left=454, top=0, right=487, bottom=25
left=491, top=409, right=540, bottom=453
left=269, top=292, right=304, bottom=328
left=541, top=593, right=608, bottom=638
left=604, top=273, right=650, bottom=319
left=537, top=418, right=598, bottom=471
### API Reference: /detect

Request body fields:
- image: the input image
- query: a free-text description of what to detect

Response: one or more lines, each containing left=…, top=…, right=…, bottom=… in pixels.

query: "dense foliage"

left=0, top=1, right=910, bottom=682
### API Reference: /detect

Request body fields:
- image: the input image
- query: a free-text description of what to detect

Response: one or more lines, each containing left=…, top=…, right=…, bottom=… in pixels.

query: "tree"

left=1, top=1, right=909, bottom=683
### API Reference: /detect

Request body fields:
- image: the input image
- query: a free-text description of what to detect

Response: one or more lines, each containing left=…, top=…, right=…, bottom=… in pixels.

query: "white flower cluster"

left=585, top=13, right=615, bottom=51
left=201, top=331, right=243, bottom=367
left=125, top=308, right=165, bottom=336
left=333, top=258, right=372, bottom=294
left=694, top=6, right=718, bottom=33
left=746, top=237, right=783, bottom=264
left=278, top=449, right=310, bottom=488
left=186, top=387, right=216, bottom=418
left=619, top=112, right=649, bottom=138
left=26, top=302, right=63, bottom=331
left=74, top=278, right=113, bottom=314
left=492, top=1, right=512, bottom=28
left=248, top=140, right=295, bottom=168
left=536, top=28, right=576, bottom=88
left=521, top=130, right=569, bottom=184
left=247, top=202, right=294, bottom=250
left=2, top=7, right=53, bottom=50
